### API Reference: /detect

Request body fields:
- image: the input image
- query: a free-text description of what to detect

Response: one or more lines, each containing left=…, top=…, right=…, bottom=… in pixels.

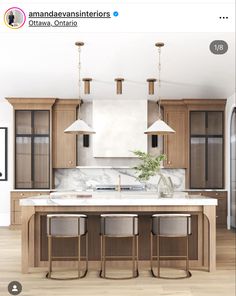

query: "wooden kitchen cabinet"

left=189, top=111, right=224, bottom=189
left=10, top=191, right=49, bottom=229
left=163, top=103, right=188, bottom=168
left=52, top=99, right=80, bottom=168
left=188, top=191, right=227, bottom=227
left=7, top=98, right=56, bottom=189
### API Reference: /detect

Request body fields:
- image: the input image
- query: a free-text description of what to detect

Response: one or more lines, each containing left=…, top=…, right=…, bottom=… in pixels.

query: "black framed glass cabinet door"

left=15, top=110, right=50, bottom=189
left=190, top=111, right=224, bottom=189
left=231, top=108, right=236, bottom=228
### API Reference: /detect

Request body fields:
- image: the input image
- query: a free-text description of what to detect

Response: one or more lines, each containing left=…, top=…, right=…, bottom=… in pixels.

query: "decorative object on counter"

left=82, top=78, right=92, bottom=94
left=145, top=42, right=175, bottom=135
left=64, top=42, right=95, bottom=135
left=115, top=78, right=124, bottom=94
left=147, top=78, right=157, bottom=95
left=132, top=150, right=166, bottom=181
left=0, top=127, right=8, bottom=181
left=157, top=173, right=174, bottom=198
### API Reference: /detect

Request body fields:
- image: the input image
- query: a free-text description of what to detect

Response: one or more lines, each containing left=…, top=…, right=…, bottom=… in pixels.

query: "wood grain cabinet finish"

left=10, top=191, right=49, bottom=228
left=6, top=98, right=56, bottom=189
left=163, top=105, right=188, bottom=168
left=52, top=100, right=80, bottom=168
left=188, top=191, right=227, bottom=227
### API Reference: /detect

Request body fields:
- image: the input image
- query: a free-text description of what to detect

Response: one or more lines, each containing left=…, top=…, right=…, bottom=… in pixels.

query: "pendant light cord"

left=78, top=45, right=82, bottom=118
left=157, top=46, right=162, bottom=119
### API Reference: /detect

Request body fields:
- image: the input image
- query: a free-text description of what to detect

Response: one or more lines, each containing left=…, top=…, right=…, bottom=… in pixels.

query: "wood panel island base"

left=20, top=192, right=217, bottom=274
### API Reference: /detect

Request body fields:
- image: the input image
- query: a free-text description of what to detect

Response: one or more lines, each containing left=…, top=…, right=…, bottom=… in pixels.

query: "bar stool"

left=151, top=214, right=192, bottom=279
left=46, top=214, right=88, bottom=280
left=100, top=214, right=139, bottom=279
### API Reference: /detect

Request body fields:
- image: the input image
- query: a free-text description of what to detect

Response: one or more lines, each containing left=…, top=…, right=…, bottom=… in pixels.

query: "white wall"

left=226, top=93, right=236, bottom=229
left=0, top=33, right=234, bottom=100
left=0, top=99, right=13, bottom=226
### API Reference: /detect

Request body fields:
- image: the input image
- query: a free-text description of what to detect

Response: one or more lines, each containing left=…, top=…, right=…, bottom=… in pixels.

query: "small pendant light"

left=83, top=78, right=92, bottom=94
left=64, top=42, right=95, bottom=135
left=147, top=78, right=157, bottom=95
left=115, top=78, right=124, bottom=94
left=145, top=42, right=175, bottom=135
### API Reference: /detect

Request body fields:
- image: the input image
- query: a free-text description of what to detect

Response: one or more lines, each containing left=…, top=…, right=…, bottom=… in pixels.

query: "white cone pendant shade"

left=64, top=119, right=95, bottom=134
left=64, top=41, right=95, bottom=135
left=144, top=119, right=175, bottom=135
left=144, top=42, right=175, bottom=136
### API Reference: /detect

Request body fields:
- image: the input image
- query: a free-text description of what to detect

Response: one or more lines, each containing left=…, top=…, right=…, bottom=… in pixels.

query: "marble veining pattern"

left=54, top=168, right=185, bottom=191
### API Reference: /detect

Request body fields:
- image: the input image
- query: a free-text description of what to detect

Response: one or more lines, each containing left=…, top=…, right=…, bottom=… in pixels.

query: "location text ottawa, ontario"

left=28, top=20, right=78, bottom=27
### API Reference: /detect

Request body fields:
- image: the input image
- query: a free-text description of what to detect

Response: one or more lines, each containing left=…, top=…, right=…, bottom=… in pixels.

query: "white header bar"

left=0, top=2, right=235, bottom=33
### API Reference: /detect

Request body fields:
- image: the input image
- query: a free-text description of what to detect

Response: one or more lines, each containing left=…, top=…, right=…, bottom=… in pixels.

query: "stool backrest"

left=152, top=214, right=191, bottom=236
left=47, top=215, right=87, bottom=237
left=101, top=214, right=138, bottom=236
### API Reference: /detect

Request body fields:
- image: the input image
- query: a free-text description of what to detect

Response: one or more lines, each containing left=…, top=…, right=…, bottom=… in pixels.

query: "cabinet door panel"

left=53, top=110, right=76, bottom=168
left=190, top=138, right=206, bottom=188
left=34, top=111, right=50, bottom=134
left=190, top=112, right=205, bottom=135
left=207, top=112, right=223, bottom=135
left=190, top=111, right=224, bottom=189
left=207, top=138, right=223, bottom=188
left=164, top=108, right=187, bottom=168
left=34, top=137, right=50, bottom=188
left=15, top=137, right=32, bottom=188
left=15, top=111, right=32, bottom=134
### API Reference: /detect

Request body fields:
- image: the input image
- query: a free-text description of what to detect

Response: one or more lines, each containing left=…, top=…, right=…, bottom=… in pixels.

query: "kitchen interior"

left=0, top=33, right=235, bottom=296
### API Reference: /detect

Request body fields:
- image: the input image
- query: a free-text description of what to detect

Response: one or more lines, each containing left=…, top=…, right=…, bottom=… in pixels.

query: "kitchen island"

left=20, top=192, right=217, bottom=274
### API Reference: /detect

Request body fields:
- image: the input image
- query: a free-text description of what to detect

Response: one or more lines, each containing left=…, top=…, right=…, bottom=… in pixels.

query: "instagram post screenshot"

left=0, top=0, right=235, bottom=295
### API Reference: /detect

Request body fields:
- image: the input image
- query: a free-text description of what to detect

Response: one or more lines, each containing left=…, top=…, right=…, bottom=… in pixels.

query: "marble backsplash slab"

left=54, top=168, right=185, bottom=191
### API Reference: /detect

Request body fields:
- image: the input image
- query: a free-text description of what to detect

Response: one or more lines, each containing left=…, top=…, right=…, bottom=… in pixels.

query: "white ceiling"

left=0, top=32, right=235, bottom=100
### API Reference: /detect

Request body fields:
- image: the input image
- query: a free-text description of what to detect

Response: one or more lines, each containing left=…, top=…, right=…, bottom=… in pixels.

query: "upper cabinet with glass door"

left=7, top=98, right=56, bottom=189
left=15, top=110, right=50, bottom=189
left=190, top=111, right=224, bottom=189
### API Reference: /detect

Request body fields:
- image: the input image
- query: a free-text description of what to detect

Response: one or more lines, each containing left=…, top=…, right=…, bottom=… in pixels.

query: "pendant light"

left=64, top=42, right=95, bottom=134
left=145, top=42, right=175, bottom=135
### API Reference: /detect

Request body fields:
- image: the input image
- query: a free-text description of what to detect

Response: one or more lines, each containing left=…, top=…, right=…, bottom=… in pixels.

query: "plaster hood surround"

left=93, top=100, right=147, bottom=157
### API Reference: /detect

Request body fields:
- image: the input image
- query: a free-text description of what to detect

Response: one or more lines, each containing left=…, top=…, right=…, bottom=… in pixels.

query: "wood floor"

left=0, top=228, right=235, bottom=296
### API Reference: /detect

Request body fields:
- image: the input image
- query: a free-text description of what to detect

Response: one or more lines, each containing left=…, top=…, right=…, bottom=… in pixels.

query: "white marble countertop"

left=20, top=191, right=218, bottom=206
left=12, top=188, right=227, bottom=192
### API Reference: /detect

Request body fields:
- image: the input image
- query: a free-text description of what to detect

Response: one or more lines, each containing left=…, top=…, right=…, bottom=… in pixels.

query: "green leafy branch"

left=132, top=150, right=166, bottom=181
